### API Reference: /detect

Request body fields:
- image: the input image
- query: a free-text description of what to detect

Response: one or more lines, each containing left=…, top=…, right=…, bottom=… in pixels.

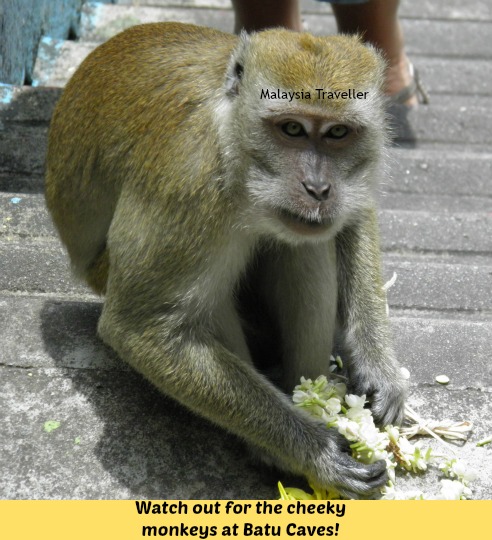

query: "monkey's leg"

left=97, top=293, right=387, bottom=498
left=258, top=241, right=338, bottom=392
left=336, top=208, right=406, bottom=426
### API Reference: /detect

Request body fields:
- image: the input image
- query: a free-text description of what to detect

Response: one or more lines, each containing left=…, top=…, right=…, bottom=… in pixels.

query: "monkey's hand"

left=347, top=360, right=407, bottom=427
left=251, top=421, right=387, bottom=499
left=301, top=424, right=388, bottom=499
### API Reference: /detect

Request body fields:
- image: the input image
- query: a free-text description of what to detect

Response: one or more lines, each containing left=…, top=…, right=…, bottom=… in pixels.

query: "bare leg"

left=231, top=0, right=302, bottom=33
left=331, top=0, right=417, bottom=106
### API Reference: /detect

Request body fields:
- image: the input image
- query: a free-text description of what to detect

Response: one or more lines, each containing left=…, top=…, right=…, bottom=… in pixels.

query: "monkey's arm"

left=98, top=292, right=387, bottom=498
left=336, top=208, right=406, bottom=426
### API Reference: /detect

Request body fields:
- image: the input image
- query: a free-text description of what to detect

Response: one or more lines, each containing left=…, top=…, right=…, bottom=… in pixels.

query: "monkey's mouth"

left=276, top=207, right=332, bottom=235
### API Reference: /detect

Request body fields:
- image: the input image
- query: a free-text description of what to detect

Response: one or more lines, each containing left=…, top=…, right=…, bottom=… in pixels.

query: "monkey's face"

left=242, top=105, right=384, bottom=244
left=218, top=29, right=387, bottom=244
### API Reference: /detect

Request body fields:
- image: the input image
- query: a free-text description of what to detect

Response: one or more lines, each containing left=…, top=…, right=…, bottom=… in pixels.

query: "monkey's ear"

left=225, top=31, right=250, bottom=97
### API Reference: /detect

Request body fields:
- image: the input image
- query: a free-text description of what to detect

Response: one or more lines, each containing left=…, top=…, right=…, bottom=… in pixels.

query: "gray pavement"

left=1, top=0, right=491, bottom=499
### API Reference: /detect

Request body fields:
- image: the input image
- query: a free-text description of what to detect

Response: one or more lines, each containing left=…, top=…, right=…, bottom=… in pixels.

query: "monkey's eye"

left=281, top=121, right=306, bottom=137
left=325, top=125, right=349, bottom=139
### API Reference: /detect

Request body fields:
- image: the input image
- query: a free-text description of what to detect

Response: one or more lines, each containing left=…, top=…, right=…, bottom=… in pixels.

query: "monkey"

left=45, top=22, right=406, bottom=498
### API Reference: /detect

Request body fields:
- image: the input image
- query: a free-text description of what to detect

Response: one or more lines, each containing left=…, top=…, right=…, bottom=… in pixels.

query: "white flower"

left=380, top=484, right=397, bottom=500
left=385, top=425, right=400, bottom=444
left=439, top=458, right=477, bottom=486
left=292, top=390, right=310, bottom=404
left=451, top=460, right=477, bottom=484
left=346, top=405, right=372, bottom=422
left=358, top=423, right=380, bottom=446
left=325, top=397, right=342, bottom=416
left=336, top=417, right=360, bottom=441
left=311, top=404, right=329, bottom=419
left=363, top=424, right=389, bottom=450
left=380, top=484, right=427, bottom=500
left=439, top=479, right=472, bottom=500
left=397, top=437, right=433, bottom=472
left=345, top=394, right=366, bottom=409
left=385, top=458, right=397, bottom=484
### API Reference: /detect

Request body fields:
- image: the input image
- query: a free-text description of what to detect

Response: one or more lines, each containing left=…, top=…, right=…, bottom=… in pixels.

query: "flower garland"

left=278, top=358, right=476, bottom=500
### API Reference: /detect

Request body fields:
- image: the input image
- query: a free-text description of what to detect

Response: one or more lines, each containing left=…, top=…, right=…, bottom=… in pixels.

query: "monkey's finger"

left=333, top=468, right=388, bottom=499
left=329, top=457, right=388, bottom=497
left=343, top=459, right=388, bottom=484
left=351, top=458, right=388, bottom=479
left=371, top=391, right=406, bottom=426
left=326, top=430, right=388, bottom=478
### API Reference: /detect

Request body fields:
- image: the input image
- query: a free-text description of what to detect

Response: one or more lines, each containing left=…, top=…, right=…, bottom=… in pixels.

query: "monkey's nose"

left=302, top=181, right=332, bottom=202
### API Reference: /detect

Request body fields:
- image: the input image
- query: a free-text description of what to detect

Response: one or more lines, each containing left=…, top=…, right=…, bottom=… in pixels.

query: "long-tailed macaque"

left=45, top=23, right=406, bottom=498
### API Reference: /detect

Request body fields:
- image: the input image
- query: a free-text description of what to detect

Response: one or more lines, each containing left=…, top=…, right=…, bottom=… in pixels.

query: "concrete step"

left=0, top=193, right=55, bottom=238
left=0, top=86, right=59, bottom=181
left=387, top=99, right=492, bottom=149
left=114, top=0, right=492, bottom=22
left=80, top=3, right=234, bottom=40
left=391, top=315, right=492, bottom=387
left=308, top=0, right=492, bottom=20
left=0, top=359, right=277, bottom=499
left=380, top=194, right=492, bottom=213
left=79, top=3, right=492, bottom=60
left=0, top=125, right=47, bottom=177
left=0, top=239, right=91, bottom=296
left=383, top=254, right=492, bottom=313
left=32, top=38, right=96, bottom=88
left=387, top=149, right=492, bottom=197
left=0, top=295, right=113, bottom=370
left=380, top=210, right=492, bottom=253
left=0, top=174, right=44, bottom=194
left=0, top=84, right=60, bottom=122
left=411, top=57, right=492, bottom=97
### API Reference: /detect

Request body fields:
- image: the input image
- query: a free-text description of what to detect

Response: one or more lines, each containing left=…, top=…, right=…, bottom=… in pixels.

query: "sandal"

left=387, top=63, right=430, bottom=107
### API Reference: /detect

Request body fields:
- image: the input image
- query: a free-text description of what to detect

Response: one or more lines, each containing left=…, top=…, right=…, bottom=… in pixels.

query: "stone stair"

left=1, top=0, right=491, bottom=499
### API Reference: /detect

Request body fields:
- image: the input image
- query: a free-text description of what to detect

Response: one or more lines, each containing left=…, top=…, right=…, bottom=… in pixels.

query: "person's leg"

left=330, top=0, right=417, bottom=105
left=231, top=0, right=420, bottom=105
left=231, top=0, right=302, bottom=33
